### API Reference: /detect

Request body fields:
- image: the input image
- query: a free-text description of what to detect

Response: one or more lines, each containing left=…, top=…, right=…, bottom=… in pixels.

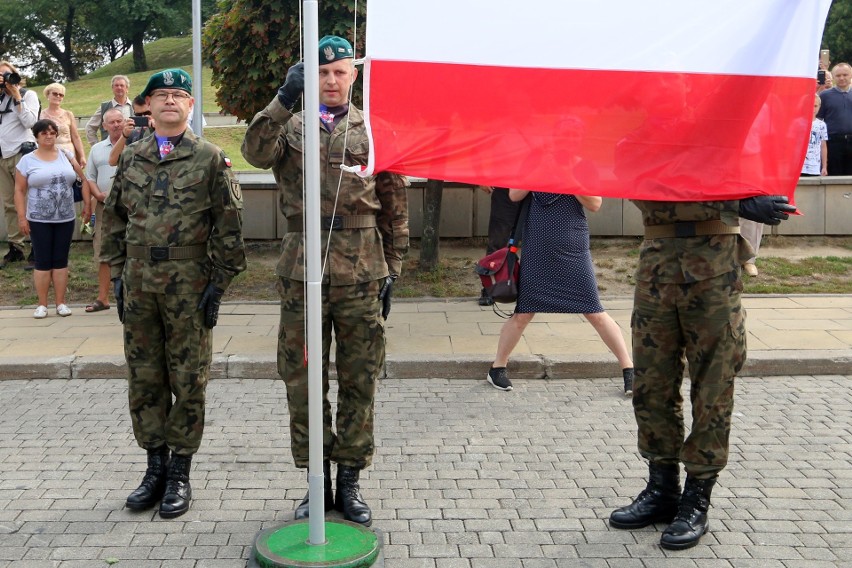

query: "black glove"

left=378, top=275, right=397, bottom=320
left=112, top=278, right=124, bottom=323
left=738, top=195, right=797, bottom=226
left=277, top=62, right=305, bottom=110
left=197, top=283, right=225, bottom=329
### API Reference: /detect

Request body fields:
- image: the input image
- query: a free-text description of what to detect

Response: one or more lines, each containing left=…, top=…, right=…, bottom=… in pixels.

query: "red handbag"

left=475, top=246, right=519, bottom=303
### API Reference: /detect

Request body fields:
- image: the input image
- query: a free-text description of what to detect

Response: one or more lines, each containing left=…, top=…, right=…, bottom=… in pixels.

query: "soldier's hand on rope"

left=277, top=62, right=305, bottom=110
left=738, top=195, right=797, bottom=226
left=112, top=278, right=125, bottom=323
left=198, top=283, right=225, bottom=329
left=378, top=275, right=397, bottom=320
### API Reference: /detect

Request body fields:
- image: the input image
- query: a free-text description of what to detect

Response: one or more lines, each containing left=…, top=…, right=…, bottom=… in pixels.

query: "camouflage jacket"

left=241, top=98, right=409, bottom=284
left=100, top=129, right=247, bottom=293
left=631, top=200, right=754, bottom=284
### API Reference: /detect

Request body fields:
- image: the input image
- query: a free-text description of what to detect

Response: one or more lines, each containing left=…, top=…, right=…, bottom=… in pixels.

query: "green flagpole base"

left=250, top=519, right=381, bottom=568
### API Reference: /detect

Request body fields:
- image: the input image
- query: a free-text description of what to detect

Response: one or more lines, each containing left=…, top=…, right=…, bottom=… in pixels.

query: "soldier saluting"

left=242, top=36, right=409, bottom=526
left=100, top=69, right=246, bottom=518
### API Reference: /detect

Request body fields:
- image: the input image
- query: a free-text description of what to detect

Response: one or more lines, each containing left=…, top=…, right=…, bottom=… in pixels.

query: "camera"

left=1, top=71, right=21, bottom=86
left=818, top=69, right=826, bottom=85
left=131, top=115, right=149, bottom=127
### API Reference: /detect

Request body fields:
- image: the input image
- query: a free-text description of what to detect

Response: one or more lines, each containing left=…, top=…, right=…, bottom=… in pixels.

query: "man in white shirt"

left=817, top=62, right=852, bottom=175
left=0, top=61, right=38, bottom=267
left=86, top=75, right=132, bottom=145
left=83, top=107, right=125, bottom=311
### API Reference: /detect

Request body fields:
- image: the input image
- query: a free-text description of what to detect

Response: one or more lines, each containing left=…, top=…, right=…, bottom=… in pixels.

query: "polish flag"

left=360, top=0, right=831, bottom=201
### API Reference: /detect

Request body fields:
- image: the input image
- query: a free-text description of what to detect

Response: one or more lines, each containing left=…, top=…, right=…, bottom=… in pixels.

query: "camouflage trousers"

left=123, top=287, right=211, bottom=456
left=631, top=271, right=746, bottom=479
left=277, top=277, right=385, bottom=469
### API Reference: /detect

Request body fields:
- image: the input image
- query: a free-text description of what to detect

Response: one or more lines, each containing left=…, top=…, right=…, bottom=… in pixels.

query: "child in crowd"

left=802, top=95, right=828, bottom=177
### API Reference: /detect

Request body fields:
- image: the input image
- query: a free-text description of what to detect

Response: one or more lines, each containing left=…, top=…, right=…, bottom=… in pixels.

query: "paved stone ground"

left=0, top=376, right=850, bottom=567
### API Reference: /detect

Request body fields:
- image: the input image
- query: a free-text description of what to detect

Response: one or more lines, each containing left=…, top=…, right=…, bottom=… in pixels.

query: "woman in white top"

left=40, top=83, right=86, bottom=167
left=14, top=119, right=91, bottom=318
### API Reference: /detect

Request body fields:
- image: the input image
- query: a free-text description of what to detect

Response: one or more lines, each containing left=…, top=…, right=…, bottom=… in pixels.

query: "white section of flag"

left=367, top=0, right=831, bottom=78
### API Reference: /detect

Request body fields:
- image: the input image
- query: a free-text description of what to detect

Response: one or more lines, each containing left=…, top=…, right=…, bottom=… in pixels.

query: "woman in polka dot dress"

left=487, top=181, right=634, bottom=394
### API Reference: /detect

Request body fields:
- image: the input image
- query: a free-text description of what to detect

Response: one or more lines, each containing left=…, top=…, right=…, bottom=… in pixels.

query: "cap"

left=319, top=35, right=354, bottom=65
left=140, top=69, right=192, bottom=98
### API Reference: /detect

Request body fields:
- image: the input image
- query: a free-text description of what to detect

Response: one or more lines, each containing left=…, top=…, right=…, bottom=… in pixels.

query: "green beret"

left=140, top=69, right=193, bottom=98
left=319, top=35, right=353, bottom=65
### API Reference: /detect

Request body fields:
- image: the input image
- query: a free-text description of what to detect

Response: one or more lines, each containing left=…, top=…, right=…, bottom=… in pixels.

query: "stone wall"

left=232, top=174, right=852, bottom=240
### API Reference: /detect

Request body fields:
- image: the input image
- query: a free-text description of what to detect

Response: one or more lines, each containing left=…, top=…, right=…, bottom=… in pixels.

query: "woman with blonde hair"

left=40, top=83, right=86, bottom=167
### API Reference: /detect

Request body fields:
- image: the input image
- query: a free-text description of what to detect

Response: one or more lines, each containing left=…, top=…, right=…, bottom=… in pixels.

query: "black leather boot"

left=294, top=460, right=333, bottom=520
left=609, top=462, right=681, bottom=529
left=159, top=454, right=192, bottom=519
left=660, top=476, right=716, bottom=550
left=126, top=446, right=170, bottom=510
left=335, top=465, right=372, bottom=526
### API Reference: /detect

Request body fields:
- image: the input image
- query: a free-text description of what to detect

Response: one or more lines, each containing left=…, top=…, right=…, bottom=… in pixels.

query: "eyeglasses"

left=150, top=91, right=191, bottom=102
left=49, top=92, right=65, bottom=98
left=135, top=111, right=152, bottom=116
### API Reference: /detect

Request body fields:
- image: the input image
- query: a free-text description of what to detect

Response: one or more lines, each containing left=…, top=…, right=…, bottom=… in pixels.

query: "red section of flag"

left=367, top=62, right=813, bottom=201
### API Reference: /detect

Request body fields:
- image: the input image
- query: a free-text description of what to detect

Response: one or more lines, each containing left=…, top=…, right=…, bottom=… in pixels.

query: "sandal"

left=85, top=300, right=111, bottom=313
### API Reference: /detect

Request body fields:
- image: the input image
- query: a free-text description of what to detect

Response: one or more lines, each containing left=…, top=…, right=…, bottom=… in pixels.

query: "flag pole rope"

left=320, top=0, right=360, bottom=277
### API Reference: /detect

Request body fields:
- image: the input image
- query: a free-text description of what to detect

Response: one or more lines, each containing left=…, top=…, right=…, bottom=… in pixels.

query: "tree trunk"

left=30, top=28, right=78, bottom=81
left=420, top=179, right=444, bottom=271
left=131, top=31, right=147, bottom=72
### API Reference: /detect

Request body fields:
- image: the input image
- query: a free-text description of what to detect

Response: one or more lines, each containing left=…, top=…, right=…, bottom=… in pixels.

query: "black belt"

left=126, top=244, right=207, bottom=261
left=287, top=215, right=377, bottom=232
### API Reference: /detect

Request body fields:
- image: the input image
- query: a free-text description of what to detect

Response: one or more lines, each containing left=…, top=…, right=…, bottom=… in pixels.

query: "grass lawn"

left=2, top=238, right=848, bottom=308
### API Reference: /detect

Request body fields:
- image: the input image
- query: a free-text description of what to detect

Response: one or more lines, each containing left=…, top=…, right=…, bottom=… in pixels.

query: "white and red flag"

left=360, top=0, right=831, bottom=201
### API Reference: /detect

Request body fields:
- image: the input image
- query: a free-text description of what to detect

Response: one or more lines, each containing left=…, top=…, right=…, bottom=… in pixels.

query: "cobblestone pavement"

left=0, top=376, right=850, bottom=567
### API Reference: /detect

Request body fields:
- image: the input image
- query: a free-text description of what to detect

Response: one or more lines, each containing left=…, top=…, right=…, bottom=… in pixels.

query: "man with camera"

left=108, top=95, right=153, bottom=167
left=0, top=61, right=38, bottom=268
left=83, top=107, right=126, bottom=312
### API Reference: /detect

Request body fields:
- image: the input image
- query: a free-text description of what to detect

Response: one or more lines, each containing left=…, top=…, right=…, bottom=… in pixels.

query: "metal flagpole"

left=191, top=0, right=203, bottom=136
left=302, top=0, right=325, bottom=546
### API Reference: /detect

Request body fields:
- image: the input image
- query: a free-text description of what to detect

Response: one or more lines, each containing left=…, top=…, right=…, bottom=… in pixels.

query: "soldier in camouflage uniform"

left=241, top=36, right=409, bottom=527
left=608, top=197, right=794, bottom=549
left=100, top=69, right=246, bottom=519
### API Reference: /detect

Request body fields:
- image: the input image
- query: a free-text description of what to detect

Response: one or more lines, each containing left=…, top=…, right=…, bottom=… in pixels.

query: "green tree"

left=824, top=0, right=852, bottom=66
left=0, top=0, right=99, bottom=80
left=0, top=0, right=221, bottom=80
left=203, top=0, right=365, bottom=121
left=82, top=0, right=196, bottom=72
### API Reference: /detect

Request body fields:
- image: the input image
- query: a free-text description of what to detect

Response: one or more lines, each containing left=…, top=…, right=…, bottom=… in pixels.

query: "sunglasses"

left=134, top=111, right=152, bottom=116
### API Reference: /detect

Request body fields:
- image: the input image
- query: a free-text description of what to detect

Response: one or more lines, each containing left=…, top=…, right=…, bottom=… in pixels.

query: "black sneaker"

left=3, top=245, right=25, bottom=264
left=487, top=367, right=512, bottom=391
left=622, top=368, right=634, bottom=396
left=478, top=288, right=494, bottom=306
